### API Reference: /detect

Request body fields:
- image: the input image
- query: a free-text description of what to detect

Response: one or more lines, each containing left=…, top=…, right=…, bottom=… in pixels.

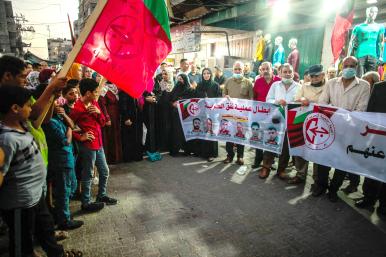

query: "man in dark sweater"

left=355, top=81, right=386, bottom=218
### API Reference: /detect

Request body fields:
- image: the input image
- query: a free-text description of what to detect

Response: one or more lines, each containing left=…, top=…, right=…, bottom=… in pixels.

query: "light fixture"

left=367, top=0, right=378, bottom=4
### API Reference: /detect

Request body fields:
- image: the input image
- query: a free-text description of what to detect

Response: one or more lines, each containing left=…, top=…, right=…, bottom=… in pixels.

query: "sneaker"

left=328, top=191, right=339, bottom=203
left=207, top=157, right=214, bottom=162
left=96, top=195, right=118, bottom=205
left=81, top=202, right=105, bottom=212
left=58, top=220, right=84, bottom=230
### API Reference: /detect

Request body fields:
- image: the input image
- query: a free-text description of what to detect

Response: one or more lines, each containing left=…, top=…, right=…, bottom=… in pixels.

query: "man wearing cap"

left=288, top=64, right=327, bottom=184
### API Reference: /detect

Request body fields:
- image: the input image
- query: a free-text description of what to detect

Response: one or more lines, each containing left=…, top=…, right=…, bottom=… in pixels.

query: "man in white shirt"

left=259, top=63, right=301, bottom=179
left=317, top=56, right=370, bottom=202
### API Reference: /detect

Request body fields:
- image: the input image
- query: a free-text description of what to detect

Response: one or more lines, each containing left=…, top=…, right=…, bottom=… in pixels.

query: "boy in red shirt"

left=70, top=78, right=117, bottom=212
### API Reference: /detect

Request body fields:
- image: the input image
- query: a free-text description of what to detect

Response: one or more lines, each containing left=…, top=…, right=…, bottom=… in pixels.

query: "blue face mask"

left=342, top=68, right=356, bottom=79
left=233, top=73, right=243, bottom=79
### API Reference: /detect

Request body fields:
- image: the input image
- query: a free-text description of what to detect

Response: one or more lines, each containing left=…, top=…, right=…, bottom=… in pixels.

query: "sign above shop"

left=171, top=20, right=201, bottom=53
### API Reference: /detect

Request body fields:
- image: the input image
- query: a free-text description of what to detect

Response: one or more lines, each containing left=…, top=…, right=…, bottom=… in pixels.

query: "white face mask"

left=282, top=78, right=293, bottom=85
left=233, top=73, right=243, bottom=79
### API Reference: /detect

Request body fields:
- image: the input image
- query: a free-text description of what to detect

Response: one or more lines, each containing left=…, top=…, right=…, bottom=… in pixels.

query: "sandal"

left=258, top=167, right=270, bottom=179
left=55, top=230, right=69, bottom=241
left=63, top=249, right=83, bottom=257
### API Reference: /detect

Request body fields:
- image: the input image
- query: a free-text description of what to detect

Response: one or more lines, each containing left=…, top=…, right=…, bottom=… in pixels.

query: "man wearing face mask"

left=252, top=62, right=280, bottom=169
left=288, top=64, right=327, bottom=185
left=318, top=56, right=370, bottom=202
left=260, top=63, right=300, bottom=179
left=223, top=61, right=254, bottom=165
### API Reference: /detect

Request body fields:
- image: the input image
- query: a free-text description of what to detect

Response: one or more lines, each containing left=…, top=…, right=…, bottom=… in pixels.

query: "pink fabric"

left=75, top=0, right=172, bottom=98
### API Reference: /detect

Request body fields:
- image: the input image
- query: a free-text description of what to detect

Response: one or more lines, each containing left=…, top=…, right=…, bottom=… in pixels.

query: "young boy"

left=69, top=78, right=117, bottom=212
left=62, top=79, right=79, bottom=115
left=43, top=102, right=83, bottom=230
left=0, top=85, right=66, bottom=257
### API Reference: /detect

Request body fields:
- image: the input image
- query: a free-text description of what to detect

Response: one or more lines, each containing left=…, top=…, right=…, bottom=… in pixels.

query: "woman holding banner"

left=195, top=68, right=222, bottom=161
left=169, top=73, right=195, bottom=156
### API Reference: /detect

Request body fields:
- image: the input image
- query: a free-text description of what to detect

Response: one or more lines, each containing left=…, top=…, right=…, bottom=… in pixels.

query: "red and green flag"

left=73, top=0, right=172, bottom=98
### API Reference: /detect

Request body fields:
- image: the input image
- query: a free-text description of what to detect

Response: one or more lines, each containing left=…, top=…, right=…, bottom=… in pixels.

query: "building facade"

left=47, top=38, right=72, bottom=63
left=73, top=0, right=97, bottom=38
left=0, top=1, right=23, bottom=56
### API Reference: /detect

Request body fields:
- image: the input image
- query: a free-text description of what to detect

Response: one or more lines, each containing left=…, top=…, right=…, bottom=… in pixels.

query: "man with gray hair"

left=223, top=61, right=254, bottom=165
left=287, top=38, right=300, bottom=73
left=362, top=71, right=380, bottom=91
left=318, top=56, right=370, bottom=202
left=327, top=66, right=337, bottom=80
left=260, top=63, right=300, bottom=179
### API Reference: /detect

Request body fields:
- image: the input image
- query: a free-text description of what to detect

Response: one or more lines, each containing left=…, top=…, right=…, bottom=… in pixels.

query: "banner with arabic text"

left=287, top=104, right=386, bottom=183
left=177, top=98, right=286, bottom=154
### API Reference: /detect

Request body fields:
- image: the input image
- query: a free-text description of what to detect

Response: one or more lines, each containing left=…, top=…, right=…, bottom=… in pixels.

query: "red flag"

left=73, top=0, right=172, bottom=98
left=331, top=0, right=354, bottom=62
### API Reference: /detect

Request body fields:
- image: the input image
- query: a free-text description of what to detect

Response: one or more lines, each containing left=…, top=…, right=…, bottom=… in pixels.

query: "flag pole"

left=34, top=0, right=108, bottom=128
left=67, top=13, right=76, bottom=46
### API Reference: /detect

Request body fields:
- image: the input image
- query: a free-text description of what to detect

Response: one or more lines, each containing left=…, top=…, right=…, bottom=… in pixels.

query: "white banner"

left=177, top=98, right=286, bottom=154
left=287, top=104, right=386, bottom=183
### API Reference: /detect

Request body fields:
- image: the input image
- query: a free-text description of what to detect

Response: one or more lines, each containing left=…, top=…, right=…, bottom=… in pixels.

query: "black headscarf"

left=170, top=73, right=193, bottom=102
left=196, top=68, right=221, bottom=98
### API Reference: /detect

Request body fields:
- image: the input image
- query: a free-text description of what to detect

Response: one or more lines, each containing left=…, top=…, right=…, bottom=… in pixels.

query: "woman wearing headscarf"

left=195, top=68, right=221, bottom=161
left=169, top=73, right=195, bottom=156
left=154, top=69, right=174, bottom=151
left=119, top=91, right=144, bottom=162
left=98, top=81, right=122, bottom=164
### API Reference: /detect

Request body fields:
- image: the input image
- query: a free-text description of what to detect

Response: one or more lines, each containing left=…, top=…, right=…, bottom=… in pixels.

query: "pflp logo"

left=303, top=112, right=335, bottom=150
left=187, top=102, right=200, bottom=116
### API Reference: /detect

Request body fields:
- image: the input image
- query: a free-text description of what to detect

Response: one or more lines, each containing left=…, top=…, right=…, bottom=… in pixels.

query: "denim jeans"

left=52, top=167, right=77, bottom=225
left=79, top=145, right=109, bottom=205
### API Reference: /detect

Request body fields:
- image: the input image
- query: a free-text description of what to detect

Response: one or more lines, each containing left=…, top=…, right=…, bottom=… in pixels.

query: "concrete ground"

left=1, top=145, right=386, bottom=257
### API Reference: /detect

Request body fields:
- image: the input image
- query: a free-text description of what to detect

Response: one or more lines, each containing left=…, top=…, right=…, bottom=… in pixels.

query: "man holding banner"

left=223, top=61, right=254, bottom=165
left=318, top=56, right=370, bottom=202
left=260, top=63, right=300, bottom=179
left=355, top=80, right=386, bottom=217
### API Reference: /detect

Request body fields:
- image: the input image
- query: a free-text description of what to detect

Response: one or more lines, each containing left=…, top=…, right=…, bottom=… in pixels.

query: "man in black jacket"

left=355, top=81, right=386, bottom=218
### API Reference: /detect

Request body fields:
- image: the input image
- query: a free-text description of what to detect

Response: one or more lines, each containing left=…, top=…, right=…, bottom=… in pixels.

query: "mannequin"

left=263, top=33, right=273, bottom=63
left=287, top=38, right=300, bottom=73
left=348, top=6, right=384, bottom=77
left=253, top=30, right=265, bottom=73
left=273, top=36, right=285, bottom=65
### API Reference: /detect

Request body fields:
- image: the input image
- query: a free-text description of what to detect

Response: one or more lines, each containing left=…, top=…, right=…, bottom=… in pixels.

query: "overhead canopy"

left=24, top=51, right=56, bottom=65
left=171, top=0, right=386, bottom=32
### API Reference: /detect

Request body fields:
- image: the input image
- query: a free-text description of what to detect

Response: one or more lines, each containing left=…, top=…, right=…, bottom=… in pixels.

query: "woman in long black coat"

left=169, top=73, right=195, bottom=156
left=119, top=91, right=144, bottom=162
left=195, top=68, right=222, bottom=161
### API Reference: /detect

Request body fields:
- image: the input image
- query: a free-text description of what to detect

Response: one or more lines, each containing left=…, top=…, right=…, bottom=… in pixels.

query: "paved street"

left=1, top=146, right=386, bottom=257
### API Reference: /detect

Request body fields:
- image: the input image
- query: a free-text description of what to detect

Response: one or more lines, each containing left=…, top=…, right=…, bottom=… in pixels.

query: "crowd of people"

left=0, top=52, right=385, bottom=256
